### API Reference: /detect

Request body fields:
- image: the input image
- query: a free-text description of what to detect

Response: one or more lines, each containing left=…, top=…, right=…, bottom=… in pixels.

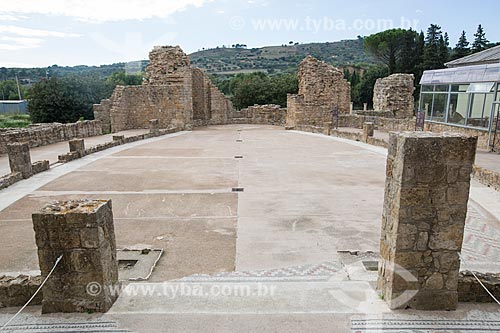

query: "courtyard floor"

left=0, top=125, right=499, bottom=332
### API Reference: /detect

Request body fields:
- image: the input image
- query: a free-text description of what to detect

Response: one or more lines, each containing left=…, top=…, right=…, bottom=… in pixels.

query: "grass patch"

left=0, top=114, right=31, bottom=128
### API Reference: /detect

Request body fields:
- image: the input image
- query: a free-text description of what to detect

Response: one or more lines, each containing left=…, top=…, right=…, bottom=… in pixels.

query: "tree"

left=364, top=28, right=421, bottom=74
left=0, top=80, right=28, bottom=100
left=352, top=65, right=389, bottom=108
left=423, top=24, right=447, bottom=70
left=472, top=24, right=489, bottom=53
left=28, top=75, right=111, bottom=123
left=452, top=31, right=470, bottom=60
left=106, top=71, right=143, bottom=86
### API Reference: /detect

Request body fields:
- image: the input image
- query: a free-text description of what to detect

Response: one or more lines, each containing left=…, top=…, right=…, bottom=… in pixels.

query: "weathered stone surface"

left=149, top=119, right=160, bottom=134
left=32, top=199, right=120, bottom=313
left=93, top=45, right=235, bottom=132
left=286, top=56, right=351, bottom=132
left=7, top=142, right=32, bottom=179
left=362, top=122, right=374, bottom=142
left=32, top=160, right=50, bottom=174
left=0, top=275, right=43, bottom=308
left=459, top=271, right=500, bottom=303
left=69, top=139, right=85, bottom=158
left=230, top=104, right=286, bottom=126
left=112, top=135, right=125, bottom=141
left=378, top=132, right=477, bottom=311
left=0, top=121, right=102, bottom=154
left=373, top=74, right=415, bottom=119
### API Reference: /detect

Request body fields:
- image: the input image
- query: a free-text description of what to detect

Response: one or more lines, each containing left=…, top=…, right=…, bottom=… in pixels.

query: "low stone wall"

left=0, top=275, right=42, bottom=308
left=0, top=121, right=102, bottom=155
left=354, top=110, right=395, bottom=118
left=459, top=271, right=500, bottom=303
left=472, top=165, right=500, bottom=191
left=230, top=105, right=286, bottom=126
left=330, top=129, right=388, bottom=148
left=338, top=115, right=415, bottom=132
left=425, top=122, right=490, bottom=150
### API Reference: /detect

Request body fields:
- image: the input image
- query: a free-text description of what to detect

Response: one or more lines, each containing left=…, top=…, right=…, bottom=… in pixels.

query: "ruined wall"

left=373, top=74, right=415, bottom=119
left=230, top=104, right=286, bottom=125
left=93, top=99, right=112, bottom=133
left=425, top=122, right=490, bottom=150
left=287, top=56, right=351, bottom=131
left=94, top=45, right=235, bottom=131
left=0, top=121, right=102, bottom=154
left=108, top=84, right=193, bottom=132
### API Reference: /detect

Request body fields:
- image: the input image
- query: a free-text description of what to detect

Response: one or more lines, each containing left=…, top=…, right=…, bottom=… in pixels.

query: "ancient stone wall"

left=0, top=121, right=102, bottom=155
left=93, top=99, right=112, bottom=133
left=287, top=56, right=351, bottom=131
left=94, top=45, right=235, bottom=132
left=230, top=105, right=286, bottom=126
left=0, top=275, right=42, bottom=308
left=425, top=122, right=490, bottom=150
left=373, top=74, right=415, bottom=119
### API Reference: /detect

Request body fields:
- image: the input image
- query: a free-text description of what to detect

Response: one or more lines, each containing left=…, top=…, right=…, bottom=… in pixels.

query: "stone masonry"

left=93, top=46, right=235, bottom=132
left=378, top=132, right=477, bottom=310
left=32, top=199, right=119, bottom=313
left=230, top=105, right=287, bottom=126
left=287, top=56, right=351, bottom=132
left=7, top=142, right=32, bottom=179
left=373, top=74, right=415, bottom=119
left=69, top=139, right=85, bottom=158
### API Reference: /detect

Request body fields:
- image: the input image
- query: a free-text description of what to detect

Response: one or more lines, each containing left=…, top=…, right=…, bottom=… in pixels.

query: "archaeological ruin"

left=0, top=44, right=500, bottom=332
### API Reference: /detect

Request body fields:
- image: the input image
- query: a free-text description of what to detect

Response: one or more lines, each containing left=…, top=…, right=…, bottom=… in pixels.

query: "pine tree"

left=472, top=24, right=489, bottom=53
left=423, top=24, right=446, bottom=70
left=438, top=34, right=450, bottom=64
left=452, top=30, right=470, bottom=59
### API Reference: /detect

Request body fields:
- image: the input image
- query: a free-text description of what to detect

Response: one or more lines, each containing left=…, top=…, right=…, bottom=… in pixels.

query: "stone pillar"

left=149, top=119, right=160, bottom=135
left=7, top=142, right=32, bottom=179
left=350, top=102, right=354, bottom=115
left=69, top=139, right=85, bottom=158
left=362, top=122, right=374, bottom=143
left=32, top=199, right=119, bottom=313
left=363, top=103, right=368, bottom=111
left=378, top=132, right=477, bottom=310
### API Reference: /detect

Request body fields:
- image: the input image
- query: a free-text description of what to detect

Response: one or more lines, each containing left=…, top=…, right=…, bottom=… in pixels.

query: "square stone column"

left=32, top=199, right=119, bottom=313
left=69, top=139, right=85, bottom=158
left=378, top=132, right=477, bottom=310
left=362, top=122, right=374, bottom=143
left=149, top=119, right=160, bottom=135
left=7, top=142, right=32, bottom=179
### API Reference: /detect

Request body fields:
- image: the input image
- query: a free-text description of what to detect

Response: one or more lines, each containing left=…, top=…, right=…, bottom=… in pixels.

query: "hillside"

left=0, top=39, right=378, bottom=83
left=190, top=39, right=379, bottom=74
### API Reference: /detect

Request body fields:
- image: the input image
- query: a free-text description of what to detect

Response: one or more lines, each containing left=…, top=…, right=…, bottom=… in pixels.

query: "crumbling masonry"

left=373, top=74, right=415, bottom=119
left=93, top=46, right=234, bottom=133
left=286, top=56, right=351, bottom=133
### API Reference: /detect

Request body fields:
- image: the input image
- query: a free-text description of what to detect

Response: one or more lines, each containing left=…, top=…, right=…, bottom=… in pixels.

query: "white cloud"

left=0, top=0, right=212, bottom=23
left=0, top=14, right=29, bottom=21
left=0, top=25, right=81, bottom=51
left=0, top=25, right=81, bottom=38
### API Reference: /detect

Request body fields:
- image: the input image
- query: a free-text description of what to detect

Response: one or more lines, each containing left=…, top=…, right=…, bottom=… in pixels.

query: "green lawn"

left=0, top=114, right=32, bottom=128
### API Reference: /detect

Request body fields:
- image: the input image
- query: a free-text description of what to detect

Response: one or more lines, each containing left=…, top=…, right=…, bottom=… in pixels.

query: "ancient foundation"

left=378, top=132, right=477, bottom=310
left=287, top=56, right=351, bottom=132
left=7, top=142, right=32, bottom=179
left=373, top=74, right=415, bottom=119
left=32, top=199, right=119, bottom=313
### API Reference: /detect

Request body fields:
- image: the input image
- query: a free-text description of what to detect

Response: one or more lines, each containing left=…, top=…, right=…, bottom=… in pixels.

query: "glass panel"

left=421, top=85, right=434, bottom=92
left=467, top=93, right=490, bottom=128
left=451, top=84, right=469, bottom=92
left=468, top=68, right=487, bottom=82
left=467, top=82, right=495, bottom=93
left=421, top=94, right=433, bottom=119
left=484, top=67, right=500, bottom=81
left=448, top=94, right=468, bottom=125
left=432, top=94, right=448, bottom=122
left=434, top=85, right=449, bottom=92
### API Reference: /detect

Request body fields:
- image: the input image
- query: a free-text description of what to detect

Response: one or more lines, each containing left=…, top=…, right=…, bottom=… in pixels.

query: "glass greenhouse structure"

left=419, top=63, right=500, bottom=133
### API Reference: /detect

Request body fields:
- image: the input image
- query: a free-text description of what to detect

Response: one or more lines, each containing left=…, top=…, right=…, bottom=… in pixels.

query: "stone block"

left=69, top=139, right=85, bottom=158
left=362, top=122, right=374, bottom=142
left=377, top=132, right=477, bottom=310
left=112, top=135, right=125, bottom=141
left=32, top=199, right=119, bottom=313
left=7, top=142, right=32, bottom=179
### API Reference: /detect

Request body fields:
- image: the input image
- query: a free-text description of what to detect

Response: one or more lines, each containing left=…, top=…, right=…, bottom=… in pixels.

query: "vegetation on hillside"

left=0, top=114, right=31, bottom=128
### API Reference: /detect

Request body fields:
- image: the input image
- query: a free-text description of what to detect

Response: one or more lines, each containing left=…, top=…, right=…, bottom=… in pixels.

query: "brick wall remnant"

left=0, top=275, right=43, bottom=308
left=32, top=199, right=120, bottom=313
left=373, top=74, right=415, bottom=119
left=378, top=132, right=477, bottom=310
left=0, top=121, right=102, bottom=155
left=7, top=142, right=32, bottom=179
left=286, top=56, right=351, bottom=132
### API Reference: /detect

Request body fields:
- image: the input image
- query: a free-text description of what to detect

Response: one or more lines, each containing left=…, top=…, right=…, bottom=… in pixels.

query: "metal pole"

left=15, top=75, right=22, bottom=100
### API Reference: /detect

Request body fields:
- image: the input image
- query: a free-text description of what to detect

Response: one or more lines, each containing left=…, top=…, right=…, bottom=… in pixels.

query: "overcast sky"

left=0, top=0, right=499, bottom=68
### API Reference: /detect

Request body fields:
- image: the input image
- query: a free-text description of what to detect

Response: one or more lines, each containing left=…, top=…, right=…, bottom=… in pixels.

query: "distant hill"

left=190, top=39, right=379, bottom=75
left=1, top=39, right=379, bottom=83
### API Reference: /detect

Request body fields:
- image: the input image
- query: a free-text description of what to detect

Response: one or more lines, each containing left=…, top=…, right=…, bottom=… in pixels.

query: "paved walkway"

left=0, top=125, right=499, bottom=332
left=0, top=129, right=149, bottom=176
